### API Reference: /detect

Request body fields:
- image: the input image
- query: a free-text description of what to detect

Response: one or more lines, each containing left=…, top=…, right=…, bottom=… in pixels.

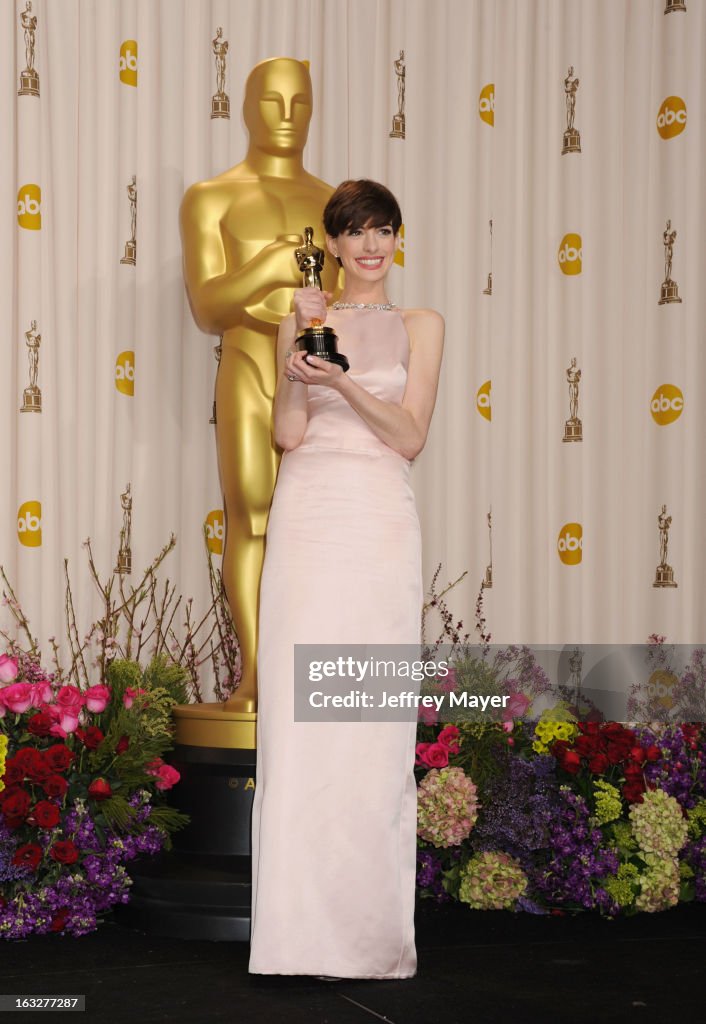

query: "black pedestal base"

left=115, top=851, right=251, bottom=941
left=115, top=742, right=256, bottom=941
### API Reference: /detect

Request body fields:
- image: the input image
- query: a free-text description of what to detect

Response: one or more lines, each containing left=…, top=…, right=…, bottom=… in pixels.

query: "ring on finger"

left=287, top=374, right=298, bottom=382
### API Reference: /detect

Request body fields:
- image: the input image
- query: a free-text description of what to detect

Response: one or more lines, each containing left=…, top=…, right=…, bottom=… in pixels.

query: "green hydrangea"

left=609, top=820, right=637, bottom=855
left=629, top=788, right=688, bottom=858
left=593, top=780, right=622, bottom=825
left=687, top=800, right=706, bottom=839
left=458, top=851, right=527, bottom=910
left=635, top=852, right=680, bottom=913
left=603, top=862, right=638, bottom=907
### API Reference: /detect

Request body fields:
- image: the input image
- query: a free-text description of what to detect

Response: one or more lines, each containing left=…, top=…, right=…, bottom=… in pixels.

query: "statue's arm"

left=180, top=184, right=296, bottom=335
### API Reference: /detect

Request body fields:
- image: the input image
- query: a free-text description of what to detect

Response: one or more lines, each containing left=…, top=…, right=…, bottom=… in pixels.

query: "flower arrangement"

left=0, top=651, right=190, bottom=938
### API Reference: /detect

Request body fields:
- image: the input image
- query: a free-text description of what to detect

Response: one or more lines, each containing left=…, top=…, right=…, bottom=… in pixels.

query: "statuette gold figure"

left=563, top=357, right=582, bottom=442
left=120, top=176, right=137, bottom=265
left=115, top=484, right=132, bottom=575
left=562, top=66, right=581, bottom=154
left=18, top=1, right=39, bottom=97
left=658, top=220, right=682, bottom=305
left=211, top=27, right=230, bottom=118
left=180, top=58, right=339, bottom=714
left=653, top=504, right=677, bottom=588
left=389, top=50, right=406, bottom=139
left=20, top=320, right=42, bottom=412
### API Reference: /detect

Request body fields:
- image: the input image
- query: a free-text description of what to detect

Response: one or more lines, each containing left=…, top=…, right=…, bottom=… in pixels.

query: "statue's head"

left=243, top=58, right=313, bottom=156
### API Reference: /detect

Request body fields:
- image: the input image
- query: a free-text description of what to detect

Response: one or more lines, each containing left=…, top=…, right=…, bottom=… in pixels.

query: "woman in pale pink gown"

left=249, top=180, right=444, bottom=979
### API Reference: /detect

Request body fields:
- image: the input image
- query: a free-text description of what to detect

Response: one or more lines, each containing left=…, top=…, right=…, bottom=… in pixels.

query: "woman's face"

left=326, top=222, right=399, bottom=287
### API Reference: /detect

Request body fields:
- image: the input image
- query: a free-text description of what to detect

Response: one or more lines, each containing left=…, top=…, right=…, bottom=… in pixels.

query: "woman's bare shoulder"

left=400, top=308, right=445, bottom=328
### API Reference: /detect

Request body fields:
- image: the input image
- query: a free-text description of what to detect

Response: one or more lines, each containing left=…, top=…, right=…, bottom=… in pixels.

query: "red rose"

left=2, top=762, right=24, bottom=786
left=27, top=711, right=53, bottom=737
left=0, top=787, right=31, bottom=821
left=555, top=748, right=582, bottom=774
left=436, top=725, right=461, bottom=753
left=44, top=744, right=74, bottom=773
left=50, top=908, right=69, bottom=932
left=629, top=746, right=646, bottom=764
left=645, top=745, right=661, bottom=762
left=424, top=743, right=450, bottom=768
left=11, top=843, right=43, bottom=870
left=588, top=753, right=610, bottom=774
left=574, top=735, right=600, bottom=757
left=42, top=774, right=69, bottom=798
left=623, top=780, right=645, bottom=803
left=624, top=762, right=644, bottom=780
left=49, top=840, right=79, bottom=865
left=579, top=721, right=601, bottom=736
left=87, top=778, right=112, bottom=801
left=115, top=735, right=130, bottom=755
left=29, top=800, right=61, bottom=829
left=81, top=726, right=105, bottom=751
left=605, top=743, right=628, bottom=765
left=11, top=747, right=45, bottom=778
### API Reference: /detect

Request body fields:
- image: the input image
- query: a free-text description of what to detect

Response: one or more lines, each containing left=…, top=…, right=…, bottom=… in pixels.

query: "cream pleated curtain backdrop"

left=1, top=0, right=703, bottom=701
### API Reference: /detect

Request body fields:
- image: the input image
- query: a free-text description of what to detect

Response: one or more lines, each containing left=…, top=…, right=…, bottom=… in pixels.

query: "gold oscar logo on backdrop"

left=650, top=384, right=683, bottom=425
left=476, top=380, right=491, bottom=420
left=120, top=176, right=137, bottom=264
left=482, top=509, right=493, bottom=589
left=562, top=67, right=581, bottom=154
left=558, top=233, right=582, bottom=275
left=20, top=320, right=42, bottom=412
left=478, top=84, right=494, bottom=126
left=664, top=0, right=687, bottom=12
left=483, top=219, right=493, bottom=294
left=653, top=504, right=677, bottom=587
left=563, top=357, right=582, bottom=442
left=115, top=484, right=132, bottom=574
left=658, top=219, right=682, bottom=304
left=557, top=522, right=582, bottom=565
left=119, top=40, right=138, bottom=87
left=17, top=184, right=41, bottom=229
left=205, top=510, right=225, bottom=555
left=389, top=50, right=405, bottom=138
left=18, top=1, right=39, bottom=97
left=17, top=500, right=41, bottom=547
left=115, top=351, right=135, bottom=396
left=393, top=223, right=405, bottom=267
left=656, top=96, right=686, bottom=139
left=211, top=27, right=230, bottom=118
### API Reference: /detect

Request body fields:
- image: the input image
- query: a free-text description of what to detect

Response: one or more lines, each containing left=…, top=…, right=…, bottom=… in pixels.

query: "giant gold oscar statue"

left=119, top=58, right=341, bottom=941
left=176, top=56, right=339, bottom=750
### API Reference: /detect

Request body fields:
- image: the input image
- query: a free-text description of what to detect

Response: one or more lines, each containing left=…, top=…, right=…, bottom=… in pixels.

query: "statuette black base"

left=297, top=325, right=350, bottom=372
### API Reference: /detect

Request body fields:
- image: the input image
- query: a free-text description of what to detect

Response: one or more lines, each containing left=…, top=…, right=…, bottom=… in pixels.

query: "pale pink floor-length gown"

left=249, top=307, right=422, bottom=978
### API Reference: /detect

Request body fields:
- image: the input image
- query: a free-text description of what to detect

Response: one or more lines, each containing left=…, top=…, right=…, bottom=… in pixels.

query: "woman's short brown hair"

left=323, top=179, right=402, bottom=238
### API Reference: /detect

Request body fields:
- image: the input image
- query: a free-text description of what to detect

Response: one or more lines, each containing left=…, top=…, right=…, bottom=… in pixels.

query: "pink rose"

left=437, top=725, right=461, bottom=754
left=152, top=764, right=180, bottom=791
left=56, top=685, right=85, bottom=715
left=415, top=742, right=432, bottom=765
left=0, top=655, right=19, bottom=683
left=423, top=743, right=450, bottom=769
left=84, top=684, right=111, bottom=714
left=417, top=704, right=439, bottom=725
left=29, top=679, right=53, bottom=706
left=58, top=710, right=80, bottom=734
left=123, top=686, right=146, bottom=709
left=0, top=681, right=34, bottom=714
left=504, top=692, right=531, bottom=720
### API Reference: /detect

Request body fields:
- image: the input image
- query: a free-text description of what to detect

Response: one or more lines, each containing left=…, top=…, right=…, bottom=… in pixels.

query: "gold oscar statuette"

left=115, top=484, right=132, bottom=575
left=211, top=27, right=230, bottom=119
left=20, top=320, right=42, bottom=413
left=178, top=57, right=340, bottom=746
left=653, top=504, right=677, bottom=588
left=18, top=1, right=40, bottom=97
left=658, top=220, right=682, bottom=305
left=562, top=67, right=581, bottom=155
left=563, top=357, right=583, bottom=442
left=482, top=509, right=493, bottom=589
left=483, top=219, right=493, bottom=295
left=389, top=50, right=406, bottom=139
left=295, top=228, right=349, bottom=372
left=120, top=176, right=137, bottom=265
left=664, top=0, right=686, bottom=13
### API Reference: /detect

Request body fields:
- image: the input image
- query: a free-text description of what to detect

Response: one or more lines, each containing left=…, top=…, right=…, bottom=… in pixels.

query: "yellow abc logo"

left=17, top=184, right=41, bottom=229
left=17, top=501, right=42, bottom=547
left=476, top=380, right=491, bottom=420
left=119, top=40, right=138, bottom=86
left=558, top=233, right=582, bottom=275
left=115, top=351, right=135, bottom=396
left=557, top=522, right=582, bottom=565
left=205, top=510, right=225, bottom=555
left=478, top=84, right=494, bottom=126
left=647, top=669, right=677, bottom=710
left=394, top=223, right=405, bottom=268
left=656, top=96, right=686, bottom=139
left=650, top=384, right=683, bottom=425
left=301, top=60, right=310, bottom=70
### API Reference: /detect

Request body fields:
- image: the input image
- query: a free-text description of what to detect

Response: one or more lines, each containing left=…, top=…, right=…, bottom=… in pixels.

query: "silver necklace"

left=331, top=301, right=397, bottom=311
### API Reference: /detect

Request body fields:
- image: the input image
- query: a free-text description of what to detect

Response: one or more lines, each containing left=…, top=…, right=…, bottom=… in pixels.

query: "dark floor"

left=1, top=900, right=704, bottom=1024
